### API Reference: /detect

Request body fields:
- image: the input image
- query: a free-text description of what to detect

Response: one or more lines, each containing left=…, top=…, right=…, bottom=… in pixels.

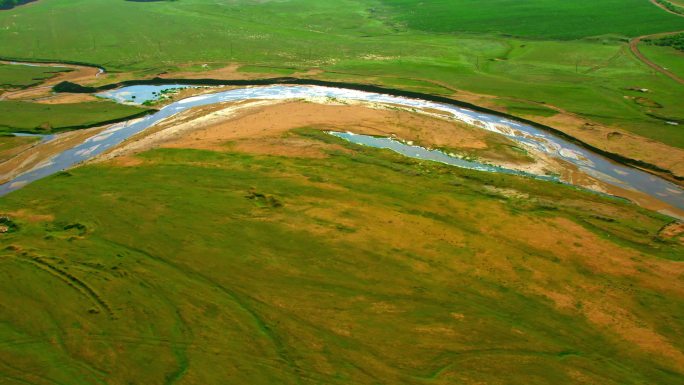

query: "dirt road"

left=629, top=31, right=684, bottom=85
left=629, top=1, right=684, bottom=84
left=650, top=0, right=684, bottom=16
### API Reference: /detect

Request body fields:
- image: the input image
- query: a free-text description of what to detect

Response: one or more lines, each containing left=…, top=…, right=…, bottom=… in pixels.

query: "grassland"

left=0, top=2, right=683, bottom=383
left=0, top=0, right=682, bottom=150
left=0, top=63, right=70, bottom=89
left=379, top=0, right=684, bottom=38
left=639, top=43, right=684, bottom=79
left=0, top=100, right=149, bottom=134
left=0, top=128, right=682, bottom=384
left=0, top=135, right=38, bottom=162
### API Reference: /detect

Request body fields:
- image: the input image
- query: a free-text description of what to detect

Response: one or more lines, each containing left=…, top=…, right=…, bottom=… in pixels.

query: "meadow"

left=0, top=100, right=149, bottom=134
left=379, top=0, right=684, bottom=38
left=0, top=2, right=683, bottom=383
left=0, top=63, right=69, bottom=89
left=0, top=129, right=682, bottom=384
left=0, top=0, right=683, bottom=149
left=639, top=43, right=684, bottom=79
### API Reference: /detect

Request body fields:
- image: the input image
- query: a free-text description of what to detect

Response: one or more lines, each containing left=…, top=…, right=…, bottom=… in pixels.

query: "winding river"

left=1, top=84, right=683, bottom=217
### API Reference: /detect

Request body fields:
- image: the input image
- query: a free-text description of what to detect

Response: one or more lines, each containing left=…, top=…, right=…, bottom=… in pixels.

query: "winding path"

left=629, top=1, right=684, bottom=84
left=630, top=31, right=684, bottom=85
left=650, top=0, right=684, bottom=16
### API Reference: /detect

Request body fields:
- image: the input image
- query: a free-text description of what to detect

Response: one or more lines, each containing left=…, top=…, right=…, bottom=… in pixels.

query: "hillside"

left=1, top=118, right=682, bottom=384
left=0, top=1, right=683, bottom=384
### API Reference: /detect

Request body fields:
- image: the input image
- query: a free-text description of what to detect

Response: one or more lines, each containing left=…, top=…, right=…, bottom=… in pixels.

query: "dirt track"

left=651, top=0, right=684, bottom=16
left=629, top=31, right=684, bottom=85
left=629, top=1, right=684, bottom=84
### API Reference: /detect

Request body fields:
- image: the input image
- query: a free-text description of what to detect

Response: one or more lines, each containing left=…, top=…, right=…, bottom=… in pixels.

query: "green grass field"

left=640, top=43, right=684, bottom=79
left=0, top=100, right=149, bottom=133
left=0, top=130, right=681, bottom=384
left=378, top=0, right=684, bottom=38
left=0, top=63, right=69, bottom=88
left=0, top=2, right=683, bottom=383
left=0, top=0, right=682, bottom=149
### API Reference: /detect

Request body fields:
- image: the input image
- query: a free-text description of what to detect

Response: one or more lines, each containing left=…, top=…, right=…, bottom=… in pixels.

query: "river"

left=1, top=84, right=682, bottom=218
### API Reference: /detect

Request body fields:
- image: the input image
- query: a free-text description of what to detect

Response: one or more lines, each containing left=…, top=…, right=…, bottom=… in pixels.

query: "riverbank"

left=3, top=56, right=683, bottom=186
left=2, top=84, right=680, bottom=220
left=61, top=75, right=684, bottom=187
left=1, top=109, right=682, bottom=384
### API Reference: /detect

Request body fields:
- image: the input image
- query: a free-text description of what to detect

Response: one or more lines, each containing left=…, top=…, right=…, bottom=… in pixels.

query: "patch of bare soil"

left=468, top=203, right=684, bottom=367
left=0, top=137, right=39, bottom=163
left=229, top=137, right=347, bottom=159
left=107, top=156, right=145, bottom=168
left=3, top=209, right=54, bottom=223
left=159, top=64, right=260, bottom=81
left=105, top=99, right=557, bottom=176
left=659, top=221, right=684, bottom=244
left=0, top=126, right=106, bottom=184
left=91, top=97, right=682, bottom=217
left=275, top=186, right=684, bottom=369
left=33, top=93, right=99, bottom=104
left=163, top=101, right=508, bottom=153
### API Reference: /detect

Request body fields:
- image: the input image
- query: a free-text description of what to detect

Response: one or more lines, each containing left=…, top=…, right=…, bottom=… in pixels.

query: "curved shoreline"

left=58, top=76, right=684, bottom=185
left=2, top=58, right=682, bottom=186
left=0, top=56, right=106, bottom=74
left=0, top=83, right=678, bottom=218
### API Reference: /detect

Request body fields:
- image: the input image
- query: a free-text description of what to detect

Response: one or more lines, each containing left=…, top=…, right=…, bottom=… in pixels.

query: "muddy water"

left=1, top=85, right=682, bottom=217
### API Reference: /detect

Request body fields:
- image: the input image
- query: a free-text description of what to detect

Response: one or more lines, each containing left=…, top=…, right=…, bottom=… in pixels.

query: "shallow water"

left=1, top=85, right=682, bottom=213
left=97, top=84, right=193, bottom=105
left=329, top=131, right=556, bottom=181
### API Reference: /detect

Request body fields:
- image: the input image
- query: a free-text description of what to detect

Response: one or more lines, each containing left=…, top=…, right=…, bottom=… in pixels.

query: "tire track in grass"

left=140, top=278, right=191, bottom=385
left=651, top=0, right=684, bottom=16
left=0, top=374, right=36, bottom=385
left=7, top=254, right=115, bottom=319
left=104, top=239, right=303, bottom=385
left=0, top=358, right=67, bottom=385
left=583, top=46, right=627, bottom=74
